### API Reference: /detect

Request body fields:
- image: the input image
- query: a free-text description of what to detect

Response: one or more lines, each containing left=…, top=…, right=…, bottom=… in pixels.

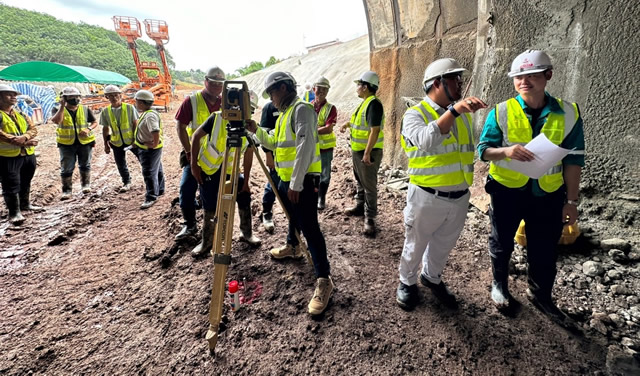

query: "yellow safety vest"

left=197, top=112, right=247, bottom=176
left=0, top=110, right=34, bottom=157
left=489, top=97, right=579, bottom=193
left=274, top=99, right=321, bottom=181
left=56, top=105, right=96, bottom=145
left=401, top=101, right=474, bottom=187
left=106, top=103, right=134, bottom=147
left=317, top=101, right=336, bottom=150
left=134, top=110, right=163, bottom=150
left=189, top=91, right=213, bottom=138
left=350, top=95, right=384, bottom=151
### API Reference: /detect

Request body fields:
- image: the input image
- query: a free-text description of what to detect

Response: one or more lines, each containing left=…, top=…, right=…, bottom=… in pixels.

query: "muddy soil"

left=0, top=94, right=615, bottom=375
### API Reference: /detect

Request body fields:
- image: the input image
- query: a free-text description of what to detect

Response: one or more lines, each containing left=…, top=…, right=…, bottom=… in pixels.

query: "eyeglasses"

left=442, top=73, right=463, bottom=82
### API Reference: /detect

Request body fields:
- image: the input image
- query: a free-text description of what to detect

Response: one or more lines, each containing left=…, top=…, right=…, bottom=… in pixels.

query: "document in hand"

left=507, top=133, right=573, bottom=179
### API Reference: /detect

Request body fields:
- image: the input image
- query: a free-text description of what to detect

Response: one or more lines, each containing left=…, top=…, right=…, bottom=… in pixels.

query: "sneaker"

left=270, top=243, right=303, bottom=259
left=491, top=281, right=511, bottom=309
left=140, top=200, right=156, bottom=210
left=308, top=277, right=334, bottom=315
left=262, top=212, right=275, bottom=233
left=119, top=183, right=132, bottom=193
left=396, top=282, right=419, bottom=310
left=364, top=217, right=376, bottom=236
left=420, top=273, right=458, bottom=309
left=344, top=204, right=365, bottom=217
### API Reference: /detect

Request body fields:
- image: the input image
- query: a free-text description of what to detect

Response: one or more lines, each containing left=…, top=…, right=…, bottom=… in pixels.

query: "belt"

left=419, top=186, right=469, bottom=199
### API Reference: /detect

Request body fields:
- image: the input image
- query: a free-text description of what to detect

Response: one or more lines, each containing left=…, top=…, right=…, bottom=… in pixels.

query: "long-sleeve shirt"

left=0, top=108, right=38, bottom=156
left=252, top=95, right=318, bottom=192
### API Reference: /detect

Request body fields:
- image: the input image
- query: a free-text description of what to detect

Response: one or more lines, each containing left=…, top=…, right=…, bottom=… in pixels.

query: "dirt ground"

left=0, top=93, right=616, bottom=375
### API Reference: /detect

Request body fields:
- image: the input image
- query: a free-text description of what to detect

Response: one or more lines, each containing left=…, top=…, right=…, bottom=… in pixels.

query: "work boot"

left=270, top=243, right=304, bottom=259
left=526, top=288, right=580, bottom=332
left=175, top=208, right=198, bottom=240
left=239, top=208, right=261, bottom=247
left=19, top=189, right=44, bottom=212
left=119, top=182, right=132, bottom=193
left=192, top=210, right=215, bottom=257
left=420, top=273, right=458, bottom=309
left=261, top=203, right=275, bottom=233
left=317, top=182, right=328, bottom=210
left=344, top=203, right=365, bottom=217
left=308, top=277, right=334, bottom=315
left=60, top=176, right=73, bottom=200
left=396, top=282, right=419, bottom=310
left=490, top=256, right=511, bottom=309
left=80, top=171, right=91, bottom=193
left=140, top=199, right=156, bottom=209
left=364, top=216, right=376, bottom=236
left=4, top=193, right=25, bottom=225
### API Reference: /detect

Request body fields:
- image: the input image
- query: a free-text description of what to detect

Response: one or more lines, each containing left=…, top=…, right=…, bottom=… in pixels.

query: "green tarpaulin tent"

left=0, top=61, right=131, bottom=85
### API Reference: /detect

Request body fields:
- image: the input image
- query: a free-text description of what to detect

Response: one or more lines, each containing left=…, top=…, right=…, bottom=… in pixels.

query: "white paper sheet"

left=506, top=133, right=572, bottom=179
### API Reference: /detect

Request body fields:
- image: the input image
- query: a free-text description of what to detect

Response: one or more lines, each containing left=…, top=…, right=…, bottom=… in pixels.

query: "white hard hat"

left=422, top=58, right=467, bottom=88
left=205, top=66, right=225, bottom=82
left=62, top=86, right=81, bottom=96
left=354, top=71, right=379, bottom=88
left=314, top=76, right=331, bottom=88
left=262, top=71, right=296, bottom=99
left=134, top=90, right=154, bottom=101
left=508, top=50, right=553, bottom=77
left=304, top=82, right=312, bottom=90
left=0, top=84, right=20, bottom=94
left=249, top=90, right=259, bottom=110
left=104, top=85, right=121, bottom=94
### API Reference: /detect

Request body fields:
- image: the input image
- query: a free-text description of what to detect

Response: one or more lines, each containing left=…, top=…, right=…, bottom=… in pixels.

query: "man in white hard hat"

left=302, top=82, right=315, bottom=103
left=340, top=71, right=384, bottom=236
left=246, top=71, right=333, bottom=316
left=133, top=90, right=165, bottom=209
left=188, top=90, right=261, bottom=257
left=395, top=58, right=487, bottom=310
left=100, top=85, right=139, bottom=192
left=0, top=84, right=42, bottom=225
left=174, top=66, right=226, bottom=241
left=312, top=76, right=337, bottom=210
left=478, top=50, right=585, bottom=328
left=51, top=86, right=98, bottom=199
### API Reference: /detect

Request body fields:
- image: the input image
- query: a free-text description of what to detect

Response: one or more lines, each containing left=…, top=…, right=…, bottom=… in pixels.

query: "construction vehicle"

left=112, top=16, right=173, bottom=111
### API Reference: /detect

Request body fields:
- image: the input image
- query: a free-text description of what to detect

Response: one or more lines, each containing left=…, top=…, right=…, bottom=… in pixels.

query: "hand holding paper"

left=506, top=134, right=572, bottom=179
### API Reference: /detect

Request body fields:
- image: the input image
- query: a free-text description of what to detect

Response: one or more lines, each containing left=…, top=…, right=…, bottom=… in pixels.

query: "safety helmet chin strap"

left=441, top=75, right=457, bottom=103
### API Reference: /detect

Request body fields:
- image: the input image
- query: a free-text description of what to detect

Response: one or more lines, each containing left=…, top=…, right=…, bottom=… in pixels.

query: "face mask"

left=66, top=98, right=79, bottom=105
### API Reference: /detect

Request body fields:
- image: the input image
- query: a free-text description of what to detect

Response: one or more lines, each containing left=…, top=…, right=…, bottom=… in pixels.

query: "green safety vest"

left=197, top=112, right=247, bottom=176
left=350, top=95, right=384, bottom=151
left=401, top=101, right=474, bottom=187
left=106, top=103, right=134, bottom=147
left=0, top=110, right=34, bottom=157
left=489, top=97, right=579, bottom=193
left=57, top=105, right=95, bottom=145
left=317, top=101, right=336, bottom=150
left=274, top=99, right=321, bottom=181
left=134, top=110, right=163, bottom=150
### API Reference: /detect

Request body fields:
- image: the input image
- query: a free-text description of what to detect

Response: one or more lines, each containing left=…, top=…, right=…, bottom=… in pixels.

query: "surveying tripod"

left=205, top=117, right=311, bottom=352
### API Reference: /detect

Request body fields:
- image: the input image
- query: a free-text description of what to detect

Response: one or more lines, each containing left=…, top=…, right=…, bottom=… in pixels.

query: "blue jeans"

left=179, top=164, right=199, bottom=209
left=320, top=149, right=333, bottom=186
left=262, top=167, right=281, bottom=207
left=111, top=144, right=132, bottom=184
left=199, top=170, right=250, bottom=212
left=278, top=175, right=330, bottom=278
left=59, top=143, right=93, bottom=177
left=137, top=147, right=165, bottom=201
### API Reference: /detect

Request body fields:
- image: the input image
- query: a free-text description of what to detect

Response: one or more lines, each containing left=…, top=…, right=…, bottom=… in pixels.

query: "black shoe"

left=420, top=274, right=458, bottom=309
left=344, top=204, right=365, bottom=217
left=396, top=282, right=419, bottom=310
left=526, top=289, right=581, bottom=333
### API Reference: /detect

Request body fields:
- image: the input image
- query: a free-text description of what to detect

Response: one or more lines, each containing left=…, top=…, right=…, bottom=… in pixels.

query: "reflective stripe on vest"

left=107, top=103, right=133, bottom=147
left=274, top=99, right=321, bottom=181
left=401, top=101, right=474, bottom=187
left=189, top=92, right=213, bottom=138
left=134, top=110, right=163, bottom=150
left=317, top=101, right=336, bottom=150
left=350, top=95, right=384, bottom=151
left=489, top=97, right=578, bottom=192
left=197, top=112, right=247, bottom=176
left=0, top=110, right=34, bottom=157
left=56, top=105, right=95, bottom=145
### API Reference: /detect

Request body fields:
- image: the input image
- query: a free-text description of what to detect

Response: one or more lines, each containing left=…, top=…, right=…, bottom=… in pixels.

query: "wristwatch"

left=447, top=104, right=460, bottom=118
left=565, top=199, right=580, bottom=206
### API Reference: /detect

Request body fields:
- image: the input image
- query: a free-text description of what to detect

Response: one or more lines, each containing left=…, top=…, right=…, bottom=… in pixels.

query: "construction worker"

left=312, top=76, right=337, bottom=210
left=246, top=71, right=333, bottom=316
left=189, top=90, right=261, bottom=256
left=174, top=67, right=225, bottom=240
left=133, top=90, right=165, bottom=209
left=51, top=86, right=98, bottom=199
left=258, top=100, right=280, bottom=233
left=0, top=84, right=42, bottom=225
left=100, top=85, right=138, bottom=192
left=340, top=71, right=384, bottom=236
left=302, top=83, right=315, bottom=102
left=395, top=59, right=487, bottom=310
left=478, top=50, right=585, bottom=327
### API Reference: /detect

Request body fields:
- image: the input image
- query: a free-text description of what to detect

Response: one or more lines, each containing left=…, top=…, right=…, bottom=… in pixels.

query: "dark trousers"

left=199, top=169, right=250, bottom=212
left=278, top=175, right=330, bottom=278
left=110, top=144, right=132, bottom=184
left=486, top=179, right=565, bottom=300
left=137, top=147, right=165, bottom=202
left=59, top=143, right=92, bottom=177
left=262, top=167, right=281, bottom=208
left=0, top=155, right=36, bottom=195
left=179, top=163, right=199, bottom=210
